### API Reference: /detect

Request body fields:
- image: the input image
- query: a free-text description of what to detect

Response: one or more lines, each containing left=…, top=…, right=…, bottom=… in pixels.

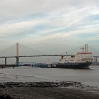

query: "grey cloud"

left=0, top=0, right=99, bottom=18
left=0, top=0, right=99, bottom=52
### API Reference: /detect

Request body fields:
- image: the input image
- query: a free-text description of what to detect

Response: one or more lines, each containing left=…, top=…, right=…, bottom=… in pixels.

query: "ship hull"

left=56, top=62, right=92, bottom=69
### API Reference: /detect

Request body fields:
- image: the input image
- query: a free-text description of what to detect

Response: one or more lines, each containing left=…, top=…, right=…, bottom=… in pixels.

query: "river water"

left=0, top=65, right=99, bottom=87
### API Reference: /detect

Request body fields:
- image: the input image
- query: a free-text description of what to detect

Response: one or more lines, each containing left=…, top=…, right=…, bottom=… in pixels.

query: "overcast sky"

left=0, top=0, right=99, bottom=55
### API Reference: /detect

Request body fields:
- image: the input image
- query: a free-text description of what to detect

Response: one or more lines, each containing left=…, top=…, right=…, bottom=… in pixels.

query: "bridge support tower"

left=16, top=43, right=19, bottom=65
left=93, top=56, right=98, bottom=63
left=95, top=57, right=97, bottom=63
left=5, top=57, right=7, bottom=65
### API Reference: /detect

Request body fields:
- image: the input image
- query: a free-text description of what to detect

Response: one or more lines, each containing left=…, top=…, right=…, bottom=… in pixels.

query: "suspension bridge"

left=0, top=43, right=99, bottom=68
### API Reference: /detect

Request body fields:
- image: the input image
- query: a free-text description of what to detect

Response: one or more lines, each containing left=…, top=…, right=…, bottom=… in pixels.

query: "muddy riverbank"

left=0, top=81, right=99, bottom=99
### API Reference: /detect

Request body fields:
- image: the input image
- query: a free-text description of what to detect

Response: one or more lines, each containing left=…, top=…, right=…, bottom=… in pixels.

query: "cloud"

left=0, top=0, right=99, bottom=17
left=0, top=0, right=99, bottom=54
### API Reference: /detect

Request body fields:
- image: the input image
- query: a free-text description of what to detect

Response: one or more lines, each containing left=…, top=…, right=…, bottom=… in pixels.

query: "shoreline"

left=0, top=81, right=99, bottom=99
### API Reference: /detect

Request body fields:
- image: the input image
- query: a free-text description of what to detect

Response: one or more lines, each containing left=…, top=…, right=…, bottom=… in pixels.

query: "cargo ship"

left=56, top=44, right=93, bottom=69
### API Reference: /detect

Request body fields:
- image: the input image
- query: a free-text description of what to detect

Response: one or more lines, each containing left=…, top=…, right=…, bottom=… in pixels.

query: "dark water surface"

left=0, top=65, right=99, bottom=87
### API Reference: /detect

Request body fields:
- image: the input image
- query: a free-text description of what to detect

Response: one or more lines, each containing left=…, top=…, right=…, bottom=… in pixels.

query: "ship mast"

left=80, top=44, right=88, bottom=52
left=80, top=47, right=84, bottom=52
left=66, top=52, right=67, bottom=58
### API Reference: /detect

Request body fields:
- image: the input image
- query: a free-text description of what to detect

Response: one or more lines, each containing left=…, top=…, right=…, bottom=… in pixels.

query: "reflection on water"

left=0, top=65, right=99, bottom=87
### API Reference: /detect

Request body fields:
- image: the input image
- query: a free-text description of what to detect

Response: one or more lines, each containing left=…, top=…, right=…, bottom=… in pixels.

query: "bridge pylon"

left=16, top=43, right=19, bottom=65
